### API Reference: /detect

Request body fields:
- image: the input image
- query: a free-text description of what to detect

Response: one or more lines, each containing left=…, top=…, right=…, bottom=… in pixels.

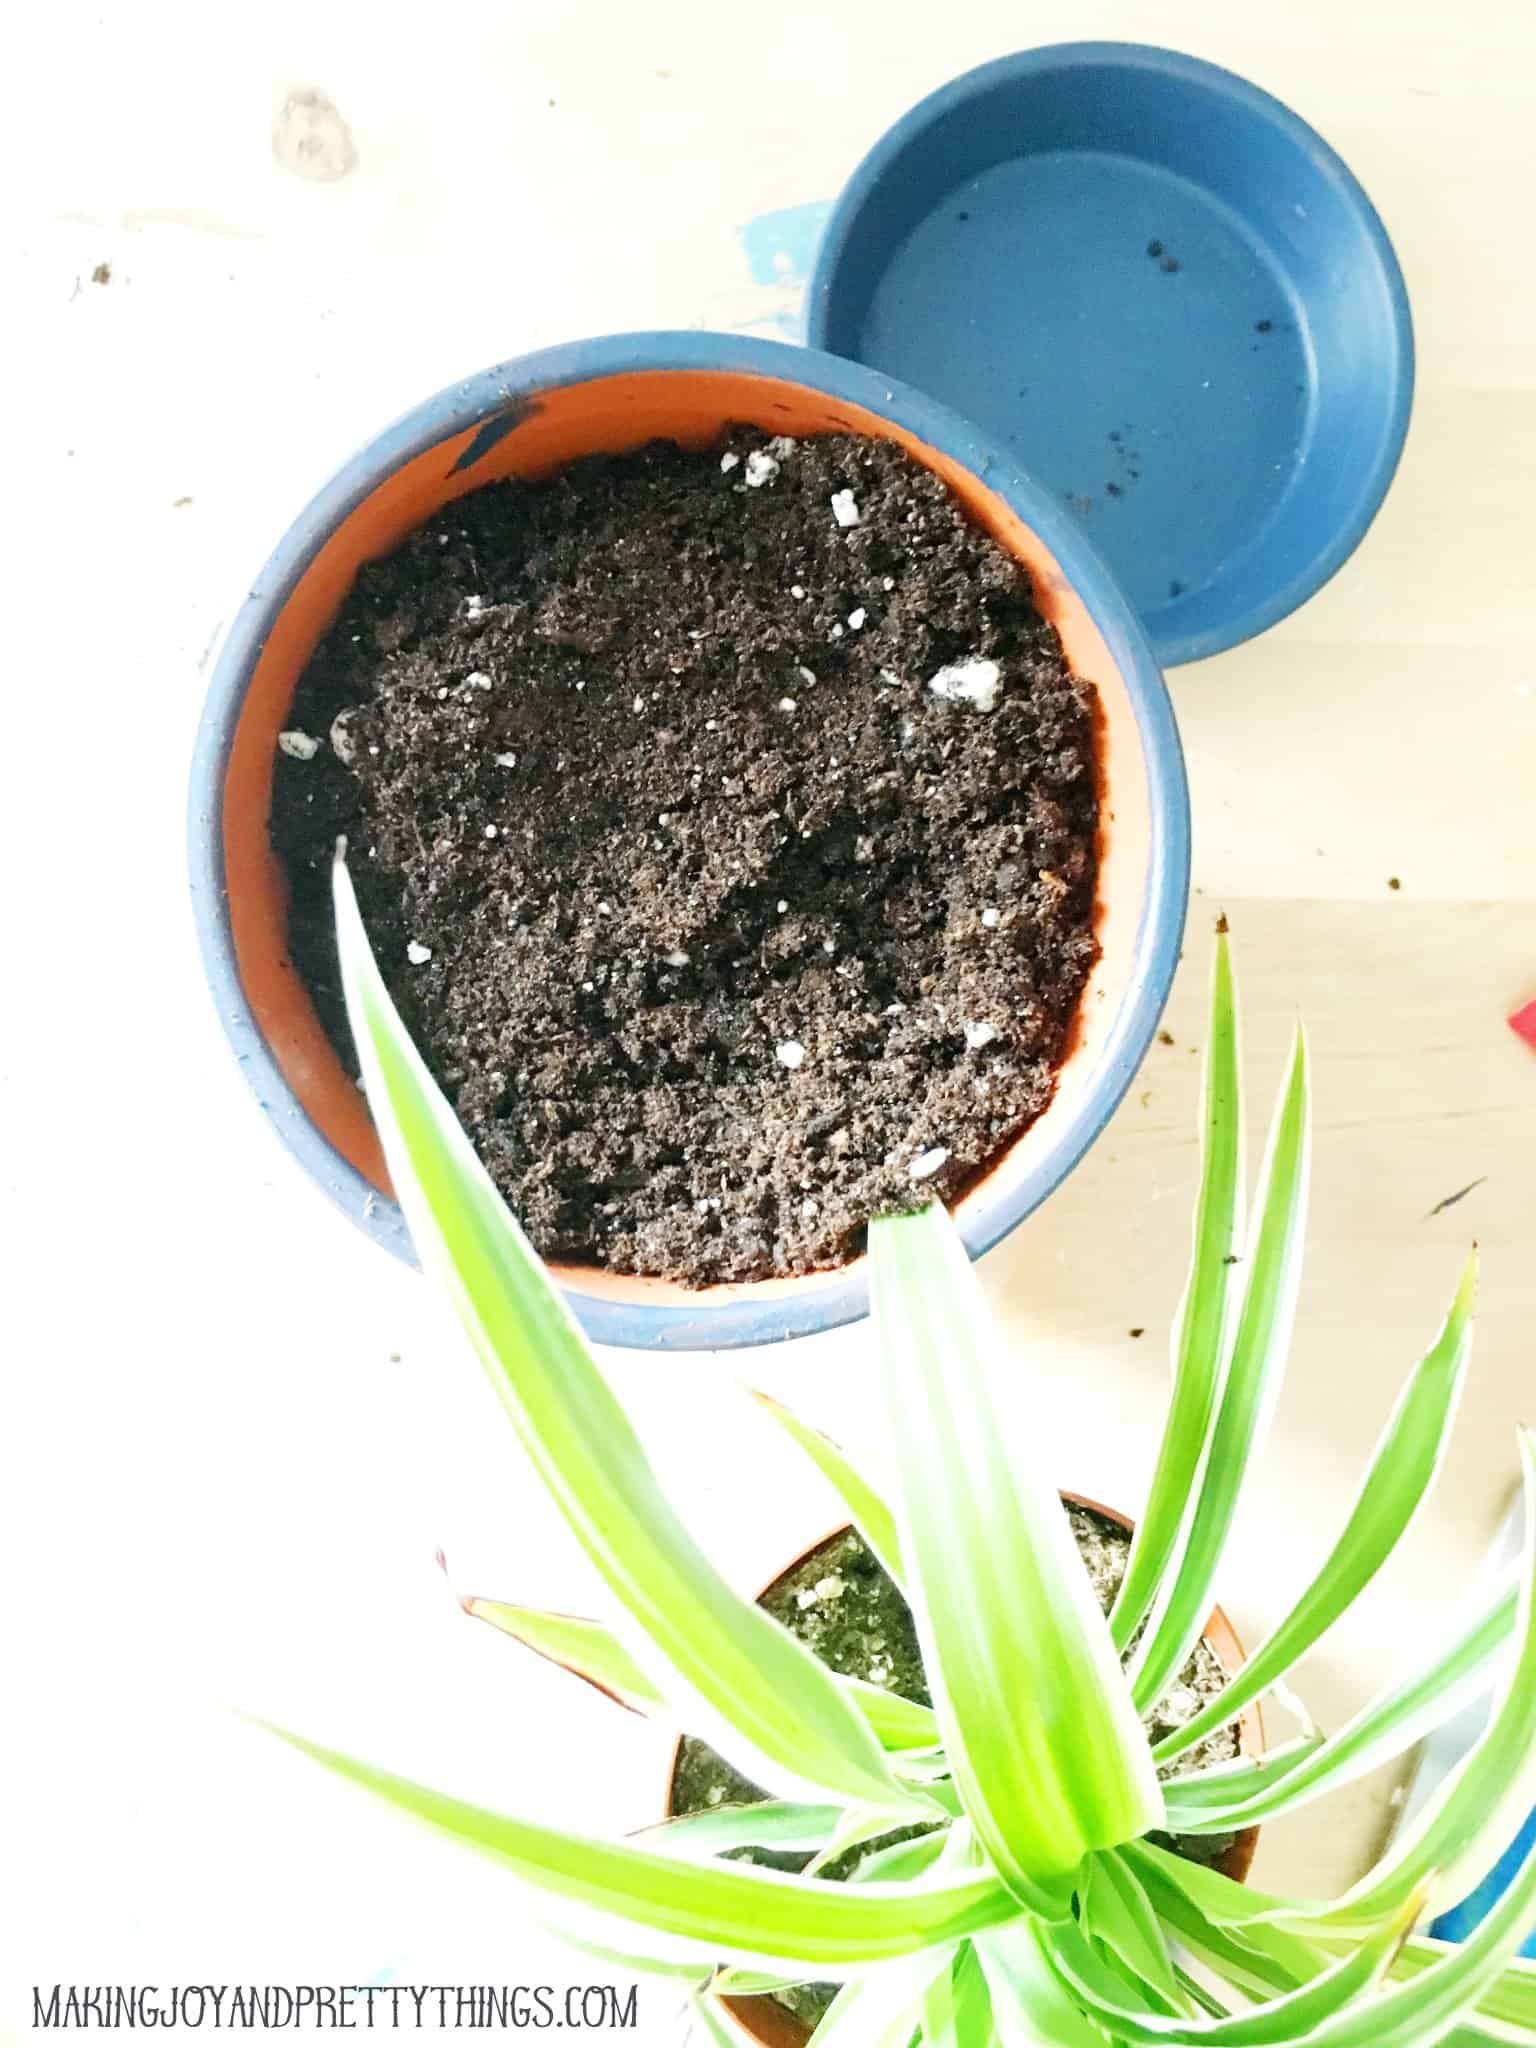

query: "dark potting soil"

left=271, top=430, right=1100, bottom=1284
left=669, top=1507, right=1243, bottom=2030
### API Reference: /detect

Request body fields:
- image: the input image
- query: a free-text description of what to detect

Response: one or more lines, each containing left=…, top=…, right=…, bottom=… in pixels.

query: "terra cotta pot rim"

left=663, top=1498, right=1261, bottom=2048
left=187, top=332, right=1189, bottom=1350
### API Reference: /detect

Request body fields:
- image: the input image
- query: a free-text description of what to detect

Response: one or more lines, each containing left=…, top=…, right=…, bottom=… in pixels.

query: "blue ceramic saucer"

left=808, top=44, right=1413, bottom=666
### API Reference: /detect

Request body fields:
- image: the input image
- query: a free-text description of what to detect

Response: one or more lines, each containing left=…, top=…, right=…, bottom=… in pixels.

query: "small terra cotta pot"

left=188, top=332, right=1188, bottom=1350
left=664, top=1495, right=1262, bottom=2048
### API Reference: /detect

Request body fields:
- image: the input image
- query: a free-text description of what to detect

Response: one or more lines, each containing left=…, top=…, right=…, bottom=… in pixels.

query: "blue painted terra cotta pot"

left=187, top=332, right=1188, bottom=1349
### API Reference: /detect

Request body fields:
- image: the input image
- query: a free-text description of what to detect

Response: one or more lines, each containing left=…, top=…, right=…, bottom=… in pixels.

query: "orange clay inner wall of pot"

left=224, top=370, right=1153, bottom=1303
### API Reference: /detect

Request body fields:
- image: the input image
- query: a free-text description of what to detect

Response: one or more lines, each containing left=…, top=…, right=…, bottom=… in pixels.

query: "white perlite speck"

left=928, top=656, right=1003, bottom=712
left=744, top=450, right=780, bottom=488
left=767, top=435, right=798, bottom=458
left=466, top=671, right=492, bottom=691
left=484, top=824, right=498, bottom=838
left=406, top=941, right=432, bottom=966
left=278, top=729, right=319, bottom=760
left=790, top=584, right=806, bottom=600
left=778, top=697, right=797, bottom=713
left=882, top=576, right=896, bottom=591
left=801, top=1197, right=818, bottom=1219
left=798, top=665, right=817, bottom=687
left=494, top=751, right=518, bottom=768
left=847, top=607, right=867, bottom=630
left=981, top=907, right=1000, bottom=928
left=775, top=1039, right=806, bottom=1070
left=633, top=695, right=645, bottom=713
left=663, top=949, right=690, bottom=968
left=814, top=1575, right=845, bottom=1601
left=964, top=1021, right=998, bottom=1050
left=719, top=450, right=740, bottom=473
left=328, top=711, right=358, bottom=765
left=776, top=899, right=788, bottom=913
left=908, top=1146, right=950, bottom=1181
left=830, top=490, right=860, bottom=528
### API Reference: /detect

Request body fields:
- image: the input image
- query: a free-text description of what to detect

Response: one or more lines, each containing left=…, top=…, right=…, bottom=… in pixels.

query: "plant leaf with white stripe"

left=1129, top=1029, right=1311, bottom=1714
left=1162, top=1579, right=1518, bottom=1835
left=1082, top=1852, right=1184, bottom=2010
left=274, top=1726, right=1018, bottom=1971
left=463, top=1594, right=940, bottom=1754
left=1152, top=1251, right=1477, bottom=1764
left=871, top=1203, right=1162, bottom=1918
left=461, top=1596, right=665, bottom=1714
left=751, top=1391, right=904, bottom=1588
left=334, top=855, right=915, bottom=1815
left=1046, top=1896, right=1420, bottom=2046
left=1294, top=1803, right=1536, bottom=2048
left=1112, top=933, right=1245, bottom=1652
left=635, top=1802, right=842, bottom=1860
left=1308, top=1429, right=1536, bottom=1929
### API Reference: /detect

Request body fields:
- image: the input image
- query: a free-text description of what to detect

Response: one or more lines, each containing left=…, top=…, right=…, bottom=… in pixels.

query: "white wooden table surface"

left=5, top=1, right=1533, bottom=2033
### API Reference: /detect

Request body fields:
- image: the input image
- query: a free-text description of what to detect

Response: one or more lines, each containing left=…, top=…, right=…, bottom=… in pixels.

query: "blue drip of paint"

left=737, top=200, right=832, bottom=287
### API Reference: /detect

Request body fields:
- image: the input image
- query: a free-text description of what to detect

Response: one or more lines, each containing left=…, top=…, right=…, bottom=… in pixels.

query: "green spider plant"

left=272, top=854, right=1536, bottom=2048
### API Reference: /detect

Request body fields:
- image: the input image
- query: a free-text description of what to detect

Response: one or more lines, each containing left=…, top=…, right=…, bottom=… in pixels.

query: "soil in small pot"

left=271, top=430, right=1100, bottom=1285
left=669, top=1505, right=1244, bottom=2033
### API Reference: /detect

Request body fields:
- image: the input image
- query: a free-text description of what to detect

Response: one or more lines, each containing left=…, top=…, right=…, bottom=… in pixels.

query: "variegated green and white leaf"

left=1082, top=1852, right=1184, bottom=2010
left=635, top=1802, right=843, bottom=1860
left=1162, top=1579, right=1519, bottom=1835
left=1125, top=1844, right=1330, bottom=1986
left=1161, top=1734, right=1325, bottom=1821
left=844, top=1680, right=942, bottom=1755
left=871, top=1204, right=1161, bottom=1916
left=275, top=1727, right=1019, bottom=1971
left=1308, top=1430, right=1536, bottom=1930
left=976, top=1919, right=1111, bottom=2048
left=334, top=856, right=915, bottom=1816
left=1129, top=1028, right=1311, bottom=1714
left=461, top=1596, right=665, bottom=1714
left=1153, top=1252, right=1477, bottom=1764
left=751, top=1392, right=904, bottom=1588
left=794, top=1950, right=958, bottom=2048
left=1046, top=1895, right=1419, bottom=2045
left=1112, top=933, right=1245, bottom=1653
left=850, top=1830, right=951, bottom=1886
left=1335, top=1936, right=1536, bottom=2037
left=464, top=1594, right=940, bottom=1755
left=709, top=1964, right=823, bottom=1997
left=801, top=1805, right=938, bottom=1880
left=1135, top=1822, right=1536, bottom=2040
left=1145, top=1895, right=1301, bottom=2006
left=920, top=1944, right=993, bottom=2048
left=1294, top=1798, right=1536, bottom=2048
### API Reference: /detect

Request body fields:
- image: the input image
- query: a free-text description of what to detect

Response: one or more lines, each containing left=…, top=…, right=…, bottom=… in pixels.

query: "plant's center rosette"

left=670, top=1510, right=1243, bottom=2035
left=271, top=431, right=1100, bottom=1284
